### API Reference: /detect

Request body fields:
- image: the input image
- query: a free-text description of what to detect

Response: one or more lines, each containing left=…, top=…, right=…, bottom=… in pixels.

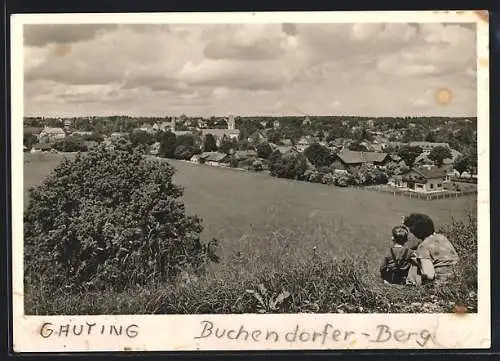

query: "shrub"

left=256, top=142, right=273, bottom=159
left=174, top=145, right=198, bottom=160
left=24, top=147, right=213, bottom=295
left=53, top=136, right=88, bottom=152
left=269, top=151, right=307, bottom=180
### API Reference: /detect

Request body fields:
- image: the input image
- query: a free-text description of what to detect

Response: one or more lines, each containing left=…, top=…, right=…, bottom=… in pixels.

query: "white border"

left=11, top=11, right=490, bottom=352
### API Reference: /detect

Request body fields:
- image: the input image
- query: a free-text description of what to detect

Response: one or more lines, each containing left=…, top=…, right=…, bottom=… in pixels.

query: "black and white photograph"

left=11, top=11, right=490, bottom=351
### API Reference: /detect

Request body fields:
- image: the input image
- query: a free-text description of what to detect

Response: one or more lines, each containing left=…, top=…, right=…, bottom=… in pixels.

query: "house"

left=387, top=141, right=405, bottom=150
left=296, top=137, right=313, bottom=152
left=152, top=121, right=173, bottom=132
left=233, top=150, right=258, bottom=160
left=408, top=141, right=450, bottom=152
left=247, top=130, right=267, bottom=144
left=366, top=119, right=375, bottom=128
left=331, top=150, right=389, bottom=172
left=190, top=154, right=201, bottom=163
left=84, top=140, right=99, bottom=150
left=71, top=131, right=93, bottom=137
left=110, top=132, right=128, bottom=140
left=329, top=138, right=347, bottom=150
left=38, top=127, right=66, bottom=143
left=198, top=152, right=229, bottom=166
left=391, top=167, right=448, bottom=193
left=389, top=154, right=402, bottom=162
left=201, top=129, right=240, bottom=146
left=63, top=119, right=72, bottom=131
left=102, top=138, right=115, bottom=151
left=273, top=120, right=280, bottom=129
left=149, top=142, right=161, bottom=155
left=31, top=143, right=52, bottom=153
left=138, top=123, right=155, bottom=134
left=413, top=152, right=433, bottom=166
left=24, top=127, right=44, bottom=139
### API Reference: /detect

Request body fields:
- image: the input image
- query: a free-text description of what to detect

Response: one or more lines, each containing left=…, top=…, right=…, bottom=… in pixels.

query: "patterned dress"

left=416, top=233, right=459, bottom=282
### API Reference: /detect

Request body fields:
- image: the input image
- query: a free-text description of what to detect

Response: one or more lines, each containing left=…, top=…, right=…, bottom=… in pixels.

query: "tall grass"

left=25, top=216, right=477, bottom=315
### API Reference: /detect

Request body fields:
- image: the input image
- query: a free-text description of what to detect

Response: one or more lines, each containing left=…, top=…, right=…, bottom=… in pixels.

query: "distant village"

left=23, top=114, right=477, bottom=195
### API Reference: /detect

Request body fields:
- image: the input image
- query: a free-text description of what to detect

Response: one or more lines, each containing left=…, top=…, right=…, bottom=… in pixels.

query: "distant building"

left=227, top=114, right=236, bottom=130
left=200, top=115, right=240, bottom=146
left=38, top=127, right=66, bottom=143
left=296, top=137, right=313, bottom=152
left=233, top=150, right=258, bottom=160
left=392, top=167, right=449, bottom=193
left=247, top=130, right=267, bottom=144
left=198, top=152, right=229, bottom=166
left=31, top=143, right=52, bottom=153
left=303, top=116, right=311, bottom=125
left=63, top=119, right=72, bottom=130
left=71, top=131, right=93, bottom=137
left=139, top=123, right=155, bottom=134
left=273, top=119, right=280, bottom=129
left=408, top=141, right=450, bottom=152
left=110, top=132, right=128, bottom=140
left=331, top=150, right=389, bottom=172
left=84, top=140, right=99, bottom=150
left=149, top=142, right=161, bottom=155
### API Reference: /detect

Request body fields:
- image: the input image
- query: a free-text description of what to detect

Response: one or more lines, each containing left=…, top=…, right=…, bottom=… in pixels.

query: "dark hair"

left=403, top=213, right=435, bottom=240
left=392, top=225, right=408, bottom=245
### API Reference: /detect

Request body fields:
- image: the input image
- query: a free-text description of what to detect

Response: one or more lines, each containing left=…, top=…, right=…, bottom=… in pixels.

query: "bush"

left=53, top=136, right=88, bottom=152
left=269, top=151, right=307, bottom=180
left=174, top=145, right=198, bottom=160
left=24, top=147, right=213, bottom=295
left=256, top=142, right=273, bottom=159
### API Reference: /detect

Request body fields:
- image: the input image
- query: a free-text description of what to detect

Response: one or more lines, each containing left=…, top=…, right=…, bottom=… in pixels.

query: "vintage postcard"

left=11, top=10, right=490, bottom=352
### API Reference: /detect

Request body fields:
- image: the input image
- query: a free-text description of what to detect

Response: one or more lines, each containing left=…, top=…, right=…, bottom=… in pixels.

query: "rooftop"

left=337, top=150, right=388, bottom=164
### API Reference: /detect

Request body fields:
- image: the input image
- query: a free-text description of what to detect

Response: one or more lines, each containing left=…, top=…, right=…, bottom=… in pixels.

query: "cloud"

left=22, top=22, right=477, bottom=117
left=24, top=24, right=117, bottom=46
left=203, top=24, right=288, bottom=61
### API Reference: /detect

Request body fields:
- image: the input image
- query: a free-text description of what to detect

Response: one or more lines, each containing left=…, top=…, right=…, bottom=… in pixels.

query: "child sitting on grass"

left=380, top=225, right=417, bottom=285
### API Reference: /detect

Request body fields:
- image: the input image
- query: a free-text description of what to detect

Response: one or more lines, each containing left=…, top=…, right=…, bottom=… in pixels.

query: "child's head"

left=392, top=225, right=409, bottom=245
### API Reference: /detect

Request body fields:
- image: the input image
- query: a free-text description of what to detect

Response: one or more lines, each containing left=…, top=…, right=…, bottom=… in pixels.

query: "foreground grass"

left=25, top=217, right=477, bottom=315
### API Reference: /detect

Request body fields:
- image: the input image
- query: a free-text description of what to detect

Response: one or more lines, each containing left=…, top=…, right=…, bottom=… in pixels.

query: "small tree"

left=53, top=137, right=88, bottom=152
left=270, top=151, right=307, bottom=179
left=348, top=141, right=368, bottom=152
left=130, top=130, right=155, bottom=148
left=23, top=133, right=38, bottom=149
left=256, top=142, right=273, bottom=159
left=24, top=147, right=214, bottom=294
left=453, top=155, right=470, bottom=174
left=203, top=134, right=218, bottom=152
left=304, top=143, right=333, bottom=168
left=175, top=145, right=198, bottom=160
left=159, top=131, right=177, bottom=158
left=428, top=146, right=452, bottom=167
left=397, top=146, right=423, bottom=168
left=218, top=135, right=237, bottom=154
left=176, top=134, right=196, bottom=148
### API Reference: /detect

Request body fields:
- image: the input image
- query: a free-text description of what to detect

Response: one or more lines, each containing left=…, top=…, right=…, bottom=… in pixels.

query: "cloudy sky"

left=23, top=22, right=476, bottom=117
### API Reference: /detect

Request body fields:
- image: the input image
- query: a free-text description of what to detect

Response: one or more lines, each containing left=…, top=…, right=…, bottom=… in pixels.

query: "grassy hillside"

left=23, top=153, right=477, bottom=314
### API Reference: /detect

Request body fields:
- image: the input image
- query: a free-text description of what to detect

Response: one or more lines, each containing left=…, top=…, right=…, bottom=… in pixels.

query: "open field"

left=24, top=153, right=476, bottom=256
left=23, top=152, right=477, bottom=314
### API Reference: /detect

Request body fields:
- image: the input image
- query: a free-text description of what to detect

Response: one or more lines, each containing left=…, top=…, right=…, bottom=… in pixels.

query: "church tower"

left=228, top=114, right=235, bottom=130
left=171, top=117, right=176, bottom=132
